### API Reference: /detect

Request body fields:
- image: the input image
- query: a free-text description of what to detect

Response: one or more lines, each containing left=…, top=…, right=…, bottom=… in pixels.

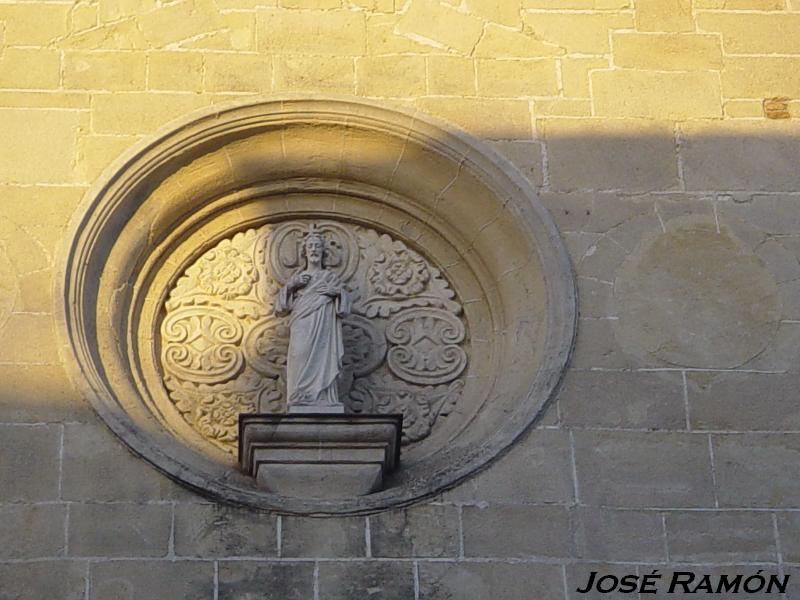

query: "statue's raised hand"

left=288, top=272, right=311, bottom=291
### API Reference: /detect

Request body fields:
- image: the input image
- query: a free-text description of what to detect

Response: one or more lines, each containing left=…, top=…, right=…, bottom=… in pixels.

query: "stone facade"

left=2, top=0, right=800, bottom=598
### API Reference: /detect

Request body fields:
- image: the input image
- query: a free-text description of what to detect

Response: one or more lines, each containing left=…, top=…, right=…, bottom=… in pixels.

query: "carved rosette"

left=160, top=219, right=469, bottom=454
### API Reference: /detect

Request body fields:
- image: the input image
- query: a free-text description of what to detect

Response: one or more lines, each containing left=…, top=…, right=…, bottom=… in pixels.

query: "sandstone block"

left=349, top=0, right=394, bottom=10
left=0, top=313, right=60, bottom=363
left=137, top=0, right=223, bottom=49
left=0, top=424, right=60, bottom=501
left=464, top=0, right=522, bottom=26
left=713, top=433, right=800, bottom=508
left=721, top=195, right=800, bottom=236
left=0, top=49, right=61, bottom=90
left=77, top=134, right=142, bottom=184
left=680, top=122, right=800, bottom=192
left=573, top=274, right=616, bottom=318
left=63, top=52, right=146, bottom=91
left=477, top=59, right=558, bottom=97
left=282, top=0, right=340, bottom=7
left=15, top=269, right=52, bottom=313
left=0, top=185, right=85, bottom=258
left=69, top=503, right=171, bottom=557
left=395, top=0, right=483, bottom=54
left=90, top=560, right=214, bottom=599
left=475, top=23, right=564, bottom=58
left=419, top=563, right=565, bottom=600
left=724, top=99, right=765, bottom=119
left=574, top=507, right=665, bottom=561
left=0, top=91, right=90, bottom=109
left=416, top=98, right=532, bottom=138
left=698, top=13, right=800, bottom=54
left=274, top=56, right=355, bottom=93
left=98, top=0, right=157, bottom=22
left=536, top=98, right=593, bottom=117
left=463, top=505, right=572, bottom=558
left=612, top=33, right=722, bottom=70
left=356, top=55, right=426, bottom=97
left=649, top=193, right=715, bottom=223
left=584, top=192, right=654, bottom=233
left=559, top=370, right=686, bottom=429
left=687, top=373, right=800, bottom=431
left=59, top=18, right=148, bottom=50
left=574, top=237, right=628, bottom=287
left=522, top=12, right=634, bottom=53
left=777, top=513, right=800, bottom=563
left=665, top=511, right=776, bottom=562
left=0, top=4, right=70, bottom=45
left=62, top=423, right=186, bottom=501
left=258, top=9, right=366, bottom=55
left=574, top=431, right=715, bottom=507
left=560, top=57, right=609, bottom=97
left=281, top=516, right=366, bottom=557
left=0, top=504, right=66, bottom=558
left=0, top=109, right=82, bottom=184
left=569, top=317, right=636, bottom=369
left=696, top=0, right=783, bottom=6
left=218, top=562, right=314, bottom=600
left=366, top=14, right=438, bottom=55
left=635, top=0, right=693, bottom=31
left=317, top=562, right=414, bottom=600
left=92, top=93, right=209, bottom=134
left=525, top=0, right=629, bottom=7
left=541, top=118, right=679, bottom=192
left=174, top=503, right=278, bottom=557
left=445, top=428, right=574, bottom=503
left=147, top=52, right=204, bottom=91
left=539, top=191, right=593, bottom=232
left=426, top=56, right=476, bottom=95
left=210, top=12, right=256, bottom=51
left=0, top=561, right=85, bottom=600
left=216, top=0, right=276, bottom=7
left=592, top=70, right=721, bottom=119
left=204, top=54, right=272, bottom=93
left=71, top=3, right=98, bottom=32
left=488, top=140, right=544, bottom=187
left=755, top=238, right=800, bottom=283
left=0, top=363, right=90, bottom=423
left=369, top=505, right=459, bottom=558
left=721, top=57, right=800, bottom=99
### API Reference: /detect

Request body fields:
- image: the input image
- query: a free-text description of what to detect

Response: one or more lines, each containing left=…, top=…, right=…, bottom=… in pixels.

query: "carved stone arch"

left=56, top=96, right=576, bottom=514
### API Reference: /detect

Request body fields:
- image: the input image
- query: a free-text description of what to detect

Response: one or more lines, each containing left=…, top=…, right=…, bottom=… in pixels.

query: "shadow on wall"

left=2, top=120, right=800, bottom=434
left=2, top=121, right=800, bottom=599
left=1, top=119, right=800, bottom=439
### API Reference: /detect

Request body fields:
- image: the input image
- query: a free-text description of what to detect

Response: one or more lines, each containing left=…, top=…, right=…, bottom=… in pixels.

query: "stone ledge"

left=239, top=414, right=402, bottom=499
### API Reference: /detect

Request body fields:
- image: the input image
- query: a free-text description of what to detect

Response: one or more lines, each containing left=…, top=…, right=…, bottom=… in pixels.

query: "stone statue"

left=275, top=227, right=352, bottom=412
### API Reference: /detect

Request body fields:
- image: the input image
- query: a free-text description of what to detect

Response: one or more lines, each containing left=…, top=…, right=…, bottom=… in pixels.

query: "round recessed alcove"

left=57, top=96, right=576, bottom=514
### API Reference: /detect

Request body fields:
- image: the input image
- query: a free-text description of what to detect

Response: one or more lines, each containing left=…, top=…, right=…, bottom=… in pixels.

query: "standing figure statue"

left=275, top=227, right=351, bottom=413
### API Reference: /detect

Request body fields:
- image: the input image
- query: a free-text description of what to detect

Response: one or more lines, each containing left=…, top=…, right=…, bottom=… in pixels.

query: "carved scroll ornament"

left=160, top=219, right=469, bottom=453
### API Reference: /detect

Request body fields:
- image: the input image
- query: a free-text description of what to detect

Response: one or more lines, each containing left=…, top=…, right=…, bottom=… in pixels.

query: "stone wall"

left=2, top=0, right=800, bottom=598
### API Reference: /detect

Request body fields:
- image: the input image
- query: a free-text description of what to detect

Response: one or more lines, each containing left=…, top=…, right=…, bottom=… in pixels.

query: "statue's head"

left=303, top=228, right=325, bottom=268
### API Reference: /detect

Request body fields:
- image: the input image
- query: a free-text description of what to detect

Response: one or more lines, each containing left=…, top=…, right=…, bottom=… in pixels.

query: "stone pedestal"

left=238, top=414, right=402, bottom=499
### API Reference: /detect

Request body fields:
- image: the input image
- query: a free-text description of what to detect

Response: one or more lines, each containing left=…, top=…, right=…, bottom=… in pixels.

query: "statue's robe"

left=276, top=270, right=351, bottom=409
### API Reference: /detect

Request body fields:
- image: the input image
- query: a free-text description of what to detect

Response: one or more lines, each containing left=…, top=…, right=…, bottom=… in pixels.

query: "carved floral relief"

left=160, top=219, right=469, bottom=453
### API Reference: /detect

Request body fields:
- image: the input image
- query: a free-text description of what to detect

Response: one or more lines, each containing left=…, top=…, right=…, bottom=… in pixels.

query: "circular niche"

left=57, top=97, right=575, bottom=514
